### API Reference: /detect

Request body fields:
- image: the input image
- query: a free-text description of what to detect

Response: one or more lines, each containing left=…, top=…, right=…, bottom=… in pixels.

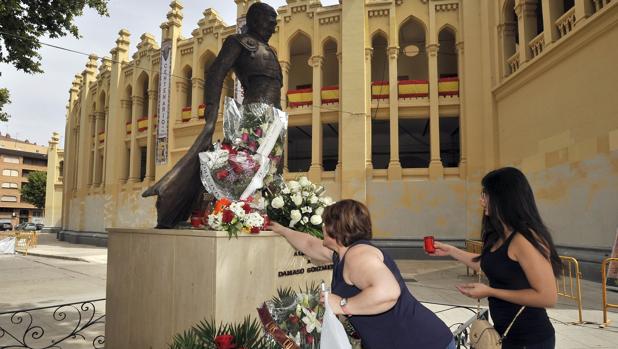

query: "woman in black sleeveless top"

left=271, top=199, right=454, bottom=349
left=431, top=167, right=562, bottom=348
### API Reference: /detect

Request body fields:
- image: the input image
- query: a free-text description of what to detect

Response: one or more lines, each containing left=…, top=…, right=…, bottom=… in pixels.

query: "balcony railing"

left=181, top=106, right=192, bottom=122
left=593, top=0, right=613, bottom=13
left=125, top=121, right=131, bottom=135
left=556, top=7, right=576, bottom=38
left=529, top=32, right=545, bottom=59
left=287, top=88, right=313, bottom=108
left=321, top=86, right=339, bottom=104
left=438, top=77, right=459, bottom=97
left=198, top=104, right=206, bottom=119
left=371, top=81, right=389, bottom=99
left=507, top=51, right=520, bottom=75
left=137, top=116, right=149, bottom=132
left=398, top=80, right=429, bottom=98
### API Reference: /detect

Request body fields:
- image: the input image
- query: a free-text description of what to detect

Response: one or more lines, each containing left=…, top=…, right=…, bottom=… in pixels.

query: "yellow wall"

left=59, top=0, right=618, bottom=251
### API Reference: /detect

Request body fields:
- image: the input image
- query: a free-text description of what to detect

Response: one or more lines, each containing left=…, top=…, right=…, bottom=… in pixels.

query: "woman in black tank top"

left=430, top=167, right=562, bottom=348
left=271, top=199, right=455, bottom=349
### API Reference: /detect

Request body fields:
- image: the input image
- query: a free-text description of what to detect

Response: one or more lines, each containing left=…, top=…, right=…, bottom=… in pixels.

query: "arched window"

left=398, top=17, right=428, bottom=81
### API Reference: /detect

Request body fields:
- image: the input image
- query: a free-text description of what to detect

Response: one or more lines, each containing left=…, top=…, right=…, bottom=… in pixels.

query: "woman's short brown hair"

left=322, top=199, right=372, bottom=246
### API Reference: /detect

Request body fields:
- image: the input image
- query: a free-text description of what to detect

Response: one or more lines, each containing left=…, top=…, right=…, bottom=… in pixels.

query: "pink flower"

left=255, top=127, right=263, bottom=137
left=241, top=132, right=250, bottom=143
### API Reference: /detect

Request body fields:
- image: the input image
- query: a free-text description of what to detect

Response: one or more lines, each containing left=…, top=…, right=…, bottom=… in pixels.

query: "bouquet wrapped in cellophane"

left=199, top=97, right=287, bottom=201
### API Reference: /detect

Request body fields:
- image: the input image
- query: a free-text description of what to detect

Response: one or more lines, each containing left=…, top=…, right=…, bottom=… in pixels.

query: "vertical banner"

left=607, top=228, right=618, bottom=292
left=234, top=16, right=247, bottom=104
left=156, top=40, right=172, bottom=165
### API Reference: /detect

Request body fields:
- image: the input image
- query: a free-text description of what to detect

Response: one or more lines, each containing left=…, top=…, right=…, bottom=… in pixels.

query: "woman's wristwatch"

left=340, top=297, right=351, bottom=316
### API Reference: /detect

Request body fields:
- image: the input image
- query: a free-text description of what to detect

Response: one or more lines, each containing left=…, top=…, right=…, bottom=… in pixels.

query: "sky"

left=0, top=0, right=338, bottom=147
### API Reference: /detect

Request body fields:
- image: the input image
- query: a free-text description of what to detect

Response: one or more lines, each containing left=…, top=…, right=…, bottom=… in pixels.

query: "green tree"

left=21, top=171, right=47, bottom=209
left=0, top=88, right=9, bottom=121
left=0, top=0, right=110, bottom=120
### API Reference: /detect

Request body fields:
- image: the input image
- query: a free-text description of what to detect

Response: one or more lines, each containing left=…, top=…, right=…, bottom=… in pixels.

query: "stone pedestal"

left=105, top=228, right=332, bottom=349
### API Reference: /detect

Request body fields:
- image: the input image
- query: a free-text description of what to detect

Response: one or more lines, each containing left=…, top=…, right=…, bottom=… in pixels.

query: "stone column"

left=101, top=107, right=109, bottom=185
left=387, top=46, right=402, bottom=180
left=427, top=43, right=443, bottom=179
left=364, top=48, right=373, bottom=179
left=456, top=41, right=466, bottom=178
left=191, top=77, right=204, bottom=120
left=106, top=29, right=130, bottom=188
left=128, top=95, right=143, bottom=182
left=119, top=99, right=132, bottom=183
left=541, top=0, right=561, bottom=45
left=92, top=112, right=104, bottom=186
left=515, top=0, right=538, bottom=63
left=574, top=0, right=593, bottom=26
left=76, top=55, right=98, bottom=190
left=146, top=89, right=157, bottom=182
left=280, top=61, right=290, bottom=110
left=335, top=52, right=343, bottom=182
left=44, top=132, right=60, bottom=228
left=308, top=55, right=324, bottom=182
left=340, top=0, right=368, bottom=201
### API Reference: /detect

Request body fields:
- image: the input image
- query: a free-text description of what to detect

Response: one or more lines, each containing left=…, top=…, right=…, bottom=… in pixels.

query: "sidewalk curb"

left=16, top=251, right=90, bottom=263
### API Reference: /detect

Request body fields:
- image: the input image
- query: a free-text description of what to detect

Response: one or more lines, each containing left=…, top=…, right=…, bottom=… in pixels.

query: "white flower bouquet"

left=264, top=176, right=334, bottom=239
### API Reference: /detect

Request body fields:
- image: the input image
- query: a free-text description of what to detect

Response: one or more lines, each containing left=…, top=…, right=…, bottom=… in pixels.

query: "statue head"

left=246, top=3, right=278, bottom=42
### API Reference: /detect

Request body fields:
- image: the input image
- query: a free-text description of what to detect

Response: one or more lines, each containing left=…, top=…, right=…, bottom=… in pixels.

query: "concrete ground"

left=1, top=233, right=618, bottom=348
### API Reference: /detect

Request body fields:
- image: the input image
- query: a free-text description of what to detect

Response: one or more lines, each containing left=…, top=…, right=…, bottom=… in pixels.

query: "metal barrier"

left=601, top=257, right=618, bottom=326
left=464, top=240, right=483, bottom=276
left=556, top=256, right=584, bottom=323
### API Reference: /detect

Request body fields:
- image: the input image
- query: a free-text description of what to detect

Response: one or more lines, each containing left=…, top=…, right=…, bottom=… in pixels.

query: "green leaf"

left=20, top=171, right=46, bottom=208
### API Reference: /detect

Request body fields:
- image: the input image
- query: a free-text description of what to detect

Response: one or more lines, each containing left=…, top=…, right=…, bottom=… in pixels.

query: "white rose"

left=271, top=196, right=285, bottom=209
left=292, top=193, right=303, bottom=207
left=289, top=210, right=302, bottom=227
left=302, top=216, right=309, bottom=224
left=282, top=187, right=290, bottom=194
left=298, top=176, right=311, bottom=188
left=309, top=195, right=318, bottom=204
left=321, top=196, right=333, bottom=205
left=302, top=190, right=310, bottom=197
left=310, top=215, right=322, bottom=225
left=315, top=207, right=324, bottom=215
left=288, top=181, right=301, bottom=192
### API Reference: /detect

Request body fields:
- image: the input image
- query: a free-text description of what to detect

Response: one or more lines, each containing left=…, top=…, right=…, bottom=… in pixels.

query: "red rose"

left=231, top=161, right=244, bottom=174
left=214, top=334, right=235, bottom=349
left=221, top=143, right=232, bottom=152
left=306, top=334, right=314, bottom=344
left=289, top=314, right=299, bottom=324
left=221, top=209, right=234, bottom=224
left=242, top=203, right=252, bottom=214
left=216, top=169, right=229, bottom=180
left=248, top=140, right=258, bottom=152
left=241, top=132, right=250, bottom=143
left=262, top=215, right=271, bottom=229
left=250, top=226, right=260, bottom=234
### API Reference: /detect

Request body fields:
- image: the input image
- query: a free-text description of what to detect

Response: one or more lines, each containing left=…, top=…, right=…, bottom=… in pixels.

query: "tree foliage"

left=21, top=171, right=47, bottom=209
left=0, top=88, right=9, bottom=121
left=0, top=0, right=110, bottom=120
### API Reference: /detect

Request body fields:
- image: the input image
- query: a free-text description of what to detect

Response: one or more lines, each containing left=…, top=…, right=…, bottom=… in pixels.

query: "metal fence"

left=0, top=299, right=105, bottom=349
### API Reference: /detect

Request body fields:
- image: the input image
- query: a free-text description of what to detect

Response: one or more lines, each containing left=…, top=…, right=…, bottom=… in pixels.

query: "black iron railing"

left=0, top=299, right=105, bottom=349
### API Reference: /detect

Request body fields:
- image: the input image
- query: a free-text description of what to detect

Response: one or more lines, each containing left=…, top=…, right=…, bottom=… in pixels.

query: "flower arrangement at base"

left=264, top=177, right=334, bottom=239
left=206, top=197, right=269, bottom=238
left=261, top=285, right=324, bottom=349
left=169, top=316, right=278, bottom=349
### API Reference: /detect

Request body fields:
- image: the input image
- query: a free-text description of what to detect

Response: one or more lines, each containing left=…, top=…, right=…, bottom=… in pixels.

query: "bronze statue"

left=143, top=3, right=282, bottom=228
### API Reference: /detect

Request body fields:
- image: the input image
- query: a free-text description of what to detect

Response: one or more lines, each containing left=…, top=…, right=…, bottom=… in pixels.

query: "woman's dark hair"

left=322, top=199, right=372, bottom=247
left=474, top=167, right=562, bottom=276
